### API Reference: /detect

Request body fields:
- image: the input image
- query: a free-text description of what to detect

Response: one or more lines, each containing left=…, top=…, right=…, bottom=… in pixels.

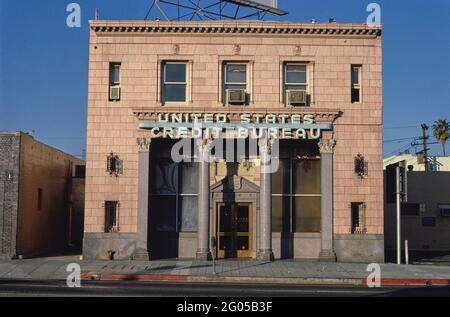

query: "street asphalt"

left=0, top=280, right=449, bottom=297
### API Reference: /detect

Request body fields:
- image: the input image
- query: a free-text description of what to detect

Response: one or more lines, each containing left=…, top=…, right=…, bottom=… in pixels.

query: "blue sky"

left=1, top=0, right=449, bottom=158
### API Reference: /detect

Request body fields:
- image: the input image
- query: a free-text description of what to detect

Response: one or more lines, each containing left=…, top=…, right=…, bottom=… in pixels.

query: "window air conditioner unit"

left=286, top=90, right=307, bottom=106
left=110, top=86, right=121, bottom=101
left=226, top=89, right=246, bottom=104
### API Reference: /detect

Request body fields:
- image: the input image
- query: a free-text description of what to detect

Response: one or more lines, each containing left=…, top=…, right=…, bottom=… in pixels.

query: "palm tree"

left=432, top=119, right=450, bottom=156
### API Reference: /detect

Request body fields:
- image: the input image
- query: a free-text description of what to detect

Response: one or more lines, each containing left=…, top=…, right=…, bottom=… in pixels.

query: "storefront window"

left=294, top=160, right=321, bottom=195
left=271, top=142, right=321, bottom=233
left=150, top=141, right=198, bottom=233
left=293, top=197, right=321, bottom=233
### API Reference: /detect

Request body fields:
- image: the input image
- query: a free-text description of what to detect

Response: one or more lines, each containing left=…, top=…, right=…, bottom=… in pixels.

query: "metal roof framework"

left=144, top=0, right=288, bottom=21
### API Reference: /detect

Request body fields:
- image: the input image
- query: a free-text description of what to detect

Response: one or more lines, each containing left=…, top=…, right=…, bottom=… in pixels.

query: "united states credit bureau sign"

left=139, top=113, right=332, bottom=140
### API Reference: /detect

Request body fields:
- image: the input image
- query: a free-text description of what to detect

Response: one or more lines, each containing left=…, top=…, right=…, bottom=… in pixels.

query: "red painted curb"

left=83, top=274, right=450, bottom=286
left=86, top=274, right=189, bottom=282
left=361, top=279, right=450, bottom=286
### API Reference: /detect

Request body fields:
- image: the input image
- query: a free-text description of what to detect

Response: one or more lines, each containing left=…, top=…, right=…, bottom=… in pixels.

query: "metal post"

left=396, top=166, right=401, bottom=265
left=421, top=124, right=429, bottom=172
left=405, top=240, right=409, bottom=265
left=211, top=237, right=216, bottom=275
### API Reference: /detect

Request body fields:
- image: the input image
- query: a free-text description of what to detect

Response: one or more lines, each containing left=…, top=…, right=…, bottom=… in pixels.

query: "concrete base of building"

left=334, top=234, right=385, bottom=263
left=319, top=249, right=337, bottom=262
left=81, top=232, right=385, bottom=263
left=133, top=249, right=150, bottom=261
left=257, top=250, right=275, bottom=262
left=196, top=250, right=211, bottom=261
left=0, top=254, right=15, bottom=261
left=83, top=233, right=137, bottom=260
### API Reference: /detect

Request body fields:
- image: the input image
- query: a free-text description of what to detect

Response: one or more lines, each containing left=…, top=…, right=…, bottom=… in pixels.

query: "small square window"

left=75, top=165, right=86, bottom=178
left=37, top=188, right=43, bottom=211
left=163, top=63, right=187, bottom=103
left=351, top=65, right=362, bottom=103
left=109, top=63, right=121, bottom=86
left=109, top=63, right=121, bottom=101
left=105, top=201, right=119, bottom=233
left=351, top=202, right=366, bottom=234
left=439, top=204, right=450, bottom=217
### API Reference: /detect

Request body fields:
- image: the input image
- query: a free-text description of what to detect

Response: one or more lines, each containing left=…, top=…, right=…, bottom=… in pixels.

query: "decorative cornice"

left=90, top=21, right=382, bottom=37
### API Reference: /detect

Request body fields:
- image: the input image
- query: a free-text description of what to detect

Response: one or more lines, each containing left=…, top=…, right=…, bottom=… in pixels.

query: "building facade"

left=384, top=154, right=450, bottom=172
left=0, top=132, right=85, bottom=259
left=384, top=168, right=450, bottom=261
left=83, top=20, right=384, bottom=263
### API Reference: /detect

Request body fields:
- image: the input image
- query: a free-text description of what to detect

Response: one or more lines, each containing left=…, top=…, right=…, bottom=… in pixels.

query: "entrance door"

left=217, top=203, right=252, bottom=259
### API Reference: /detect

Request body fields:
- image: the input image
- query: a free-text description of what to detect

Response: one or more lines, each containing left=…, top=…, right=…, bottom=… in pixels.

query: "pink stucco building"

left=83, top=20, right=383, bottom=263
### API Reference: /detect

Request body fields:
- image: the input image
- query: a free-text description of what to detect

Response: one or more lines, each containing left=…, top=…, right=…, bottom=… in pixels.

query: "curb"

left=81, top=273, right=450, bottom=287
left=362, top=279, right=450, bottom=286
left=82, top=273, right=188, bottom=282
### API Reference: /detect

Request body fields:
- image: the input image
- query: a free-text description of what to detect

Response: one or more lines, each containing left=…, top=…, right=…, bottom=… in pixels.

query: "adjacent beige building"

left=384, top=154, right=450, bottom=172
left=0, top=132, right=85, bottom=259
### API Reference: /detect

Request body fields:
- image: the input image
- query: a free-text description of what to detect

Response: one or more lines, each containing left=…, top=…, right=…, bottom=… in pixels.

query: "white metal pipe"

left=405, top=240, right=409, bottom=265
left=396, top=166, right=401, bottom=265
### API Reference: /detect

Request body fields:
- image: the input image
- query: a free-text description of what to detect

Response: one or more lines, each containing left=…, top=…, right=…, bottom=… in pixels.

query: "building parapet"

left=90, top=20, right=382, bottom=37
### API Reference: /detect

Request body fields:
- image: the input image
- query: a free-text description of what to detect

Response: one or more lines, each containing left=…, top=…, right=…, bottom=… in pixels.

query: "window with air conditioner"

left=109, top=63, right=121, bottom=101
left=163, top=62, right=187, bottom=103
left=351, top=65, right=362, bottom=103
left=285, top=64, right=308, bottom=106
left=224, top=63, right=248, bottom=105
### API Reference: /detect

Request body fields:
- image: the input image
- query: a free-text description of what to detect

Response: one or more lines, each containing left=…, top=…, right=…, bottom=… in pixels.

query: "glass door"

left=217, top=203, right=252, bottom=259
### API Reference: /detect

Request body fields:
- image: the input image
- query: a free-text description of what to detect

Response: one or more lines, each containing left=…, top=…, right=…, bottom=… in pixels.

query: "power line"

left=384, top=126, right=418, bottom=130
left=385, top=143, right=415, bottom=157
left=383, top=137, right=419, bottom=144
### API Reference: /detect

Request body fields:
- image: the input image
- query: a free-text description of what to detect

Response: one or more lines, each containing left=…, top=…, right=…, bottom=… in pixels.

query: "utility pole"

left=396, top=166, right=401, bottom=264
left=421, top=124, right=429, bottom=171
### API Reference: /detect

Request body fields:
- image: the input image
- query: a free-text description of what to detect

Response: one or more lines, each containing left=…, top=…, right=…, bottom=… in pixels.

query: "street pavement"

left=0, top=280, right=449, bottom=297
left=0, top=256, right=450, bottom=286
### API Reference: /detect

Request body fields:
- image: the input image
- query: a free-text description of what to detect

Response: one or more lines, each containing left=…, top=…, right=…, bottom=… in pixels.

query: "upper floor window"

left=163, top=62, right=187, bottom=103
left=351, top=65, right=362, bottom=103
left=109, top=63, right=121, bottom=101
left=224, top=63, right=248, bottom=105
left=284, top=63, right=308, bottom=106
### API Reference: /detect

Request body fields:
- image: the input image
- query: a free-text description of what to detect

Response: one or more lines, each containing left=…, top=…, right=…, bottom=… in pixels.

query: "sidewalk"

left=1, top=257, right=450, bottom=286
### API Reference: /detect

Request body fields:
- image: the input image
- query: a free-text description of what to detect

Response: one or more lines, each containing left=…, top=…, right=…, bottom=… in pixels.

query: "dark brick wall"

left=0, top=133, right=20, bottom=259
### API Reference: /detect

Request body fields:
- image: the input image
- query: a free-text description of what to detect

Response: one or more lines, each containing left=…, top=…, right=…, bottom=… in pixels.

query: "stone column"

left=134, top=138, right=151, bottom=261
left=196, top=138, right=212, bottom=260
left=258, top=137, right=274, bottom=261
left=318, top=138, right=337, bottom=262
